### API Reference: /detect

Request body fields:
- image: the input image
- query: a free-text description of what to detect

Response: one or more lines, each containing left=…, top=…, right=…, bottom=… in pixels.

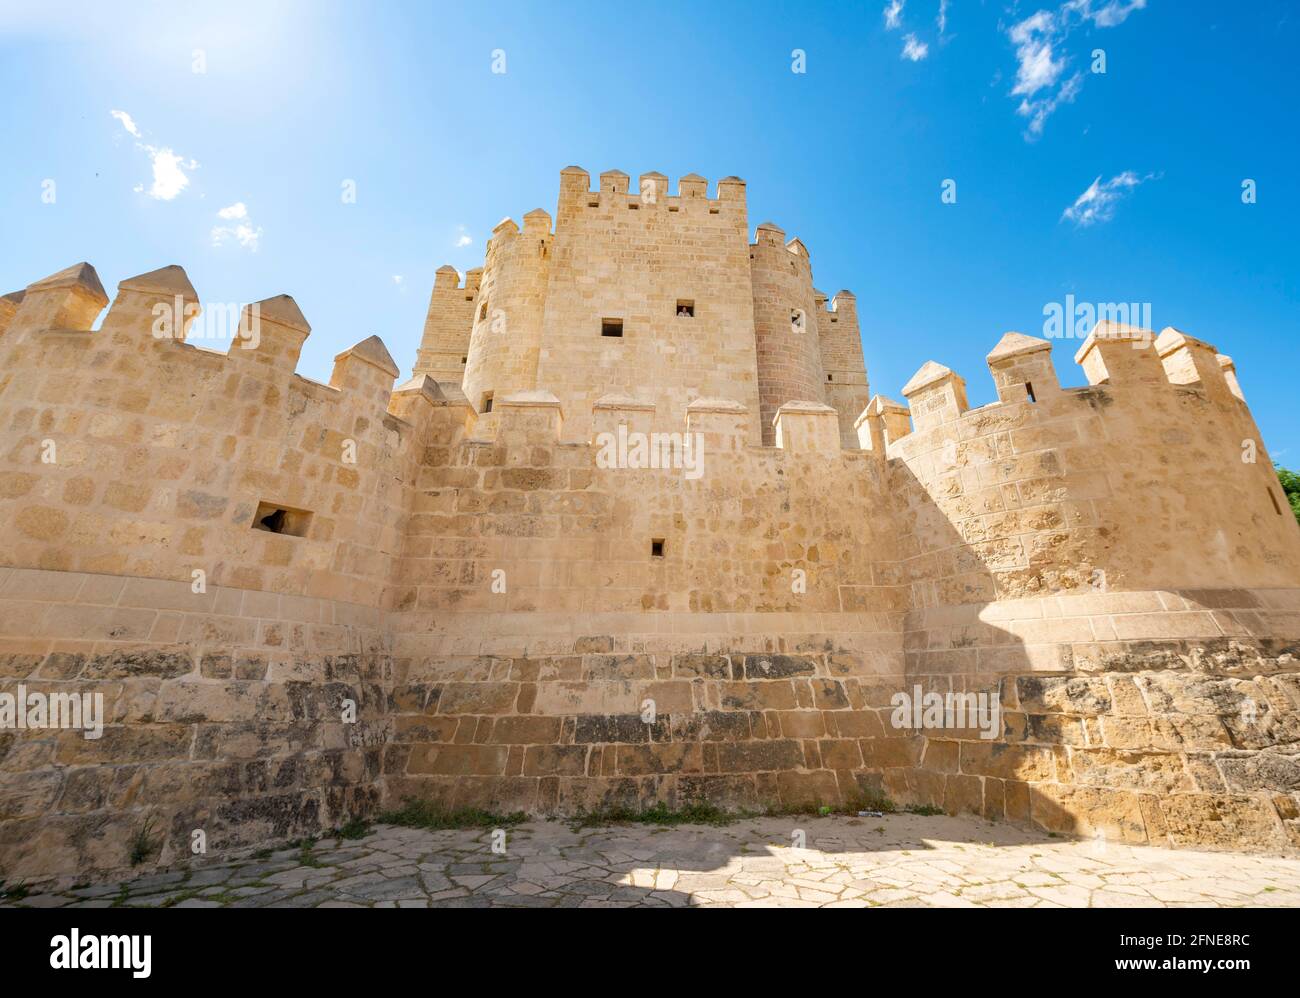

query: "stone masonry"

left=2, top=168, right=1300, bottom=885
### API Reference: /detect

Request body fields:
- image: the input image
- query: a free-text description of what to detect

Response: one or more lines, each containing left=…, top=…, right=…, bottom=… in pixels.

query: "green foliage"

left=334, top=817, right=371, bottom=840
left=571, top=800, right=747, bottom=829
left=1277, top=464, right=1300, bottom=525
left=377, top=798, right=527, bottom=831
left=128, top=818, right=159, bottom=867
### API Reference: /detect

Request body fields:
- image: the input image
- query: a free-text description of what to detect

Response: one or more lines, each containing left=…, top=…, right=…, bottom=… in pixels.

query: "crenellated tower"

left=412, top=167, right=871, bottom=446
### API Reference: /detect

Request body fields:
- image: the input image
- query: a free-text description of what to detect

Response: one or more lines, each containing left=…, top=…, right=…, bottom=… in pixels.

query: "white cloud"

left=109, top=109, right=140, bottom=137
left=937, top=0, right=949, bottom=33
left=884, top=0, right=904, bottom=29
left=901, top=33, right=929, bottom=61
left=1005, top=0, right=1146, bottom=139
left=1061, top=170, right=1155, bottom=226
left=1068, top=0, right=1147, bottom=28
left=455, top=226, right=472, bottom=248
left=109, top=109, right=198, bottom=200
left=143, top=147, right=196, bottom=200
left=392, top=275, right=404, bottom=285
left=211, top=202, right=262, bottom=250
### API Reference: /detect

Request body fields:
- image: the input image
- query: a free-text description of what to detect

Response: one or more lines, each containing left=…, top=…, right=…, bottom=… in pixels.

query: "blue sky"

left=2, top=0, right=1296, bottom=459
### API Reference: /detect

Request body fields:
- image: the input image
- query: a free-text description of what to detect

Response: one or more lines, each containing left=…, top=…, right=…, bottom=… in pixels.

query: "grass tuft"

left=377, top=798, right=528, bottom=831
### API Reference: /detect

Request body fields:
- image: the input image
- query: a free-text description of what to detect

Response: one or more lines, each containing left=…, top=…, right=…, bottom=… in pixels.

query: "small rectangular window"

left=601, top=318, right=623, bottom=338
left=253, top=502, right=312, bottom=538
left=651, top=538, right=665, bottom=558
left=479, top=303, right=488, bottom=321
left=676, top=300, right=695, bottom=318
left=1026, top=382, right=1037, bottom=403
left=482, top=392, right=494, bottom=413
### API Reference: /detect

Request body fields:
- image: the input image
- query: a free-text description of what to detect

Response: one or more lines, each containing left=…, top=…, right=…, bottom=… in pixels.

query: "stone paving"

left=6, top=813, right=1300, bottom=908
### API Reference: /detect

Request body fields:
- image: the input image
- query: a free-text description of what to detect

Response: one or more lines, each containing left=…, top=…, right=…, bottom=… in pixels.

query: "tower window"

left=651, top=538, right=665, bottom=558
left=482, top=392, right=494, bottom=413
left=791, top=309, right=806, bottom=334
left=252, top=502, right=312, bottom=538
left=601, top=318, right=624, bottom=338
left=1026, top=382, right=1037, bottom=403
left=479, top=303, right=488, bottom=321
left=676, top=300, right=695, bottom=318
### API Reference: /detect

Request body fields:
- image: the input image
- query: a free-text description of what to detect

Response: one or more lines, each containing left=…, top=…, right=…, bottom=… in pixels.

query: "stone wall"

left=3, top=248, right=1300, bottom=884
left=0, top=569, right=389, bottom=882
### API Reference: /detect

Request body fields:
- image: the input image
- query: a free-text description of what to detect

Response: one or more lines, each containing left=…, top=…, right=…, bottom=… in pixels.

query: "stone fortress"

left=2, top=166, right=1299, bottom=884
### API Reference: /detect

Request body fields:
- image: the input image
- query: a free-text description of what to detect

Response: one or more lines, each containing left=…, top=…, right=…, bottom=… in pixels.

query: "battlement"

left=5, top=235, right=1300, bottom=879
left=555, top=165, right=747, bottom=217
left=0, top=261, right=456, bottom=605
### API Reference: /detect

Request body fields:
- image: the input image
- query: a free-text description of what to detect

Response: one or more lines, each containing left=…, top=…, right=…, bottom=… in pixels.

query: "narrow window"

left=676, top=300, right=695, bottom=318
left=482, top=392, right=494, bottom=413
left=628, top=202, right=639, bottom=210
left=461, top=356, right=467, bottom=364
left=651, top=538, right=665, bottom=558
left=479, top=303, right=488, bottom=321
left=1026, top=382, right=1037, bottom=403
left=827, top=374, right=833, bottom=382
left=1268, top=489, right=1283, bottom=515
left=601, top=318, right=623, bottom=338
left=252, top=502, right=312, bottom=538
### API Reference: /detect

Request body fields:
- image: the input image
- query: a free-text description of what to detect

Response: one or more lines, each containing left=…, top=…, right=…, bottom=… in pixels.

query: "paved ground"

left=8, top=813, right=1300, bottom=908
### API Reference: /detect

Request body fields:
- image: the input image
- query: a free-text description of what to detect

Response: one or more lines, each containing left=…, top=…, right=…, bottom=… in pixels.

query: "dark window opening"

left=827, top=374, right=833, bottom=382
left=482, top=392, right=494, bottom=413
left=479, top=303, right=488, bottom=321
left=461, top=356, right=467, bottom=364
left=1026, top=382, right=1037, bottom=403
left=587, top=198, right=599, bottom=208
left=464, top=295, right=473, bottom=301
left=253, top=502, right=312, bottom=538
left=601, top=318, right=624, bottom=338
left=628, top=202, right=639, bottom=210
left=1269, top=489, right=1283, bottom=515
left=676, top=300, right=695, bottom=318
left=651, top=538, right=665, bottom=558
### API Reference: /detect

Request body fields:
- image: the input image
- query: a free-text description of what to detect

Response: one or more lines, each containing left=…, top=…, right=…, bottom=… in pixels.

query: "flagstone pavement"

left=7, top=813, right=1300, bottom=908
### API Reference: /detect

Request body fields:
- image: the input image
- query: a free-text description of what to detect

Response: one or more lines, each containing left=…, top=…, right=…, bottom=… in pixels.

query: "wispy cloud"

left=109, top=109, right=140, bottom=138
left=884, top=0, right=905, bottom=30
left=111, top=109, right=198, bottom=200
left=901, top=33, right=929, bottom=61
left=454, top=226, right=472, bottom=248
left=210, top=202, right=262, bottom=250
left=1061, top=170, right=1157, bottom=227
left=937, top=0, right=949, bottom=33
left=1006, top=0, right=1147, bottom=139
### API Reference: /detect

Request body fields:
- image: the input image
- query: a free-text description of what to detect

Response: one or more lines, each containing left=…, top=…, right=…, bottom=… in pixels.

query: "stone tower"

left=412, top=167, right=869, bottom=446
